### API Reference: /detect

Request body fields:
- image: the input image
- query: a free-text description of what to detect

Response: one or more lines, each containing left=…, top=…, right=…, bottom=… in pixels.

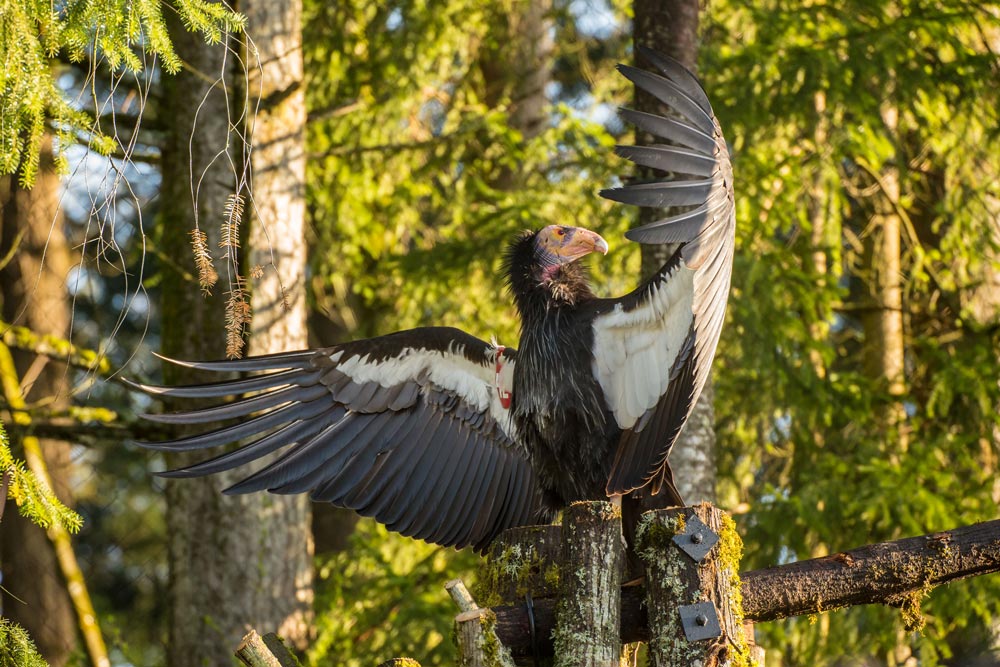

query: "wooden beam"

left=637, top=506, right=751, bottom=666
left=491, top=518, right=1000, bottom=658
left=741, top=518, right=1000, bottom=622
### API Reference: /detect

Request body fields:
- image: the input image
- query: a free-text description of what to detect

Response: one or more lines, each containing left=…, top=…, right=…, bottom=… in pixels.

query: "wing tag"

left=494, top=345, right=512, bottom=410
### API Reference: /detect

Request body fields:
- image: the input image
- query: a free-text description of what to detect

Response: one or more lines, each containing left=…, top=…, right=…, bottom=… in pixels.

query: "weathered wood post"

left=553, top=500, right=625, bottom=667
left=234, top=630, right=301, bottom=667
left=447, top=578, right=515, bottom=667
left=480, top=525, right=562, bottom=605
left=636, top=504, right=755, bottom=667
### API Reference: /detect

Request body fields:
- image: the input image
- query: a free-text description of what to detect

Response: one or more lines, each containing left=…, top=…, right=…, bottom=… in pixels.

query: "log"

left=637, top=506, right=751, bottom=667
left=235, top=630, right=300, bottom=667
left=480, top=525, right=562, bottom=605
left=741, top=518, right=1000, bottom=622
left=553, top=501, right=625, bottom=667
left=490, top=517, right=1000, bottom=658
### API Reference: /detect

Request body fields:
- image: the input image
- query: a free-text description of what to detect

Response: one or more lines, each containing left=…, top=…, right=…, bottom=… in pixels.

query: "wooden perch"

left=446, top=579, right=515, bottom=667
left=490, top=517, right=1000, bottom=658
left=553, top=501, right=624, bottom=667
left=637, top=506, right=751, bottom=666
left=741, top=518, right=1000, bottom=622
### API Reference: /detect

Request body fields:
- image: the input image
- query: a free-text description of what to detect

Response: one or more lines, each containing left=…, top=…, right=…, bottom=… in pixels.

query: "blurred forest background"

left=2, top=0, right=1000, bottom=666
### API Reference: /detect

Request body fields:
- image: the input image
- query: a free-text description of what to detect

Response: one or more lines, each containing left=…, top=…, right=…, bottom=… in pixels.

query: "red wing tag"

left=494, top=345, right=512, bottom=410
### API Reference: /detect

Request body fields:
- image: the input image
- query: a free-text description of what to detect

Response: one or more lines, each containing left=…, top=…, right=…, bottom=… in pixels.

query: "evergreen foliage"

left=0, top=619, right=49, bottom=667
left=703, top=1, right=1000, bottom=663
left=302, top=2, right=631, bottom=663
left=0, top=422, right=81, bottom=533
left=7, top=0, right=1000, bottom=664
left=0, top=0, right=244, bottom=186
left=304, top=0, right=634, bottom=343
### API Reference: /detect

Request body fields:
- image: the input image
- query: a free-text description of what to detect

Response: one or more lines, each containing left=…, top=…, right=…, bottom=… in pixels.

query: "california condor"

left=131, top=48, right=735, bottom=552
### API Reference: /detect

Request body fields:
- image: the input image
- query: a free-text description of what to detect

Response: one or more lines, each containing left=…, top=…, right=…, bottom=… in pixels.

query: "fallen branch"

left=491, top=518, right=1000, bottom=658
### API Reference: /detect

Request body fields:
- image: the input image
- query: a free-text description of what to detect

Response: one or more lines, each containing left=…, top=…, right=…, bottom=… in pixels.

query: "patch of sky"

left=68, top=266, right=104, bottom=300
left=386, top=7, right=403, bottom=31
left=570, top=0, right=619, bottom=39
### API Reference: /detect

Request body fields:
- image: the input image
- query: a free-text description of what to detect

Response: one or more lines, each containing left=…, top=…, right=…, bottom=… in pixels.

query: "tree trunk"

left=0, top=137, right=78, bottom=667
left=859, top=102, right=912, bottom=667
left=861, top=104, right=908, bottom=459
left=633, top=0, right=716, bottom=504
left=159, top=5, right=310, bottom=663
left=243, top=0, right=313, bottom=647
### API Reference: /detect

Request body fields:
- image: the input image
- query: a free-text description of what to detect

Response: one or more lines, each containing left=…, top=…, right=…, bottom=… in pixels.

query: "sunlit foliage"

left=0, top=422, right=81, bottom=533
left=0, top=619, right=48, bottom=667
left=0, top=0, right=244, bottom=185
left=302, top=1, right=634, bottom=663
left=704, top=1, right=1000, bottom=664
left=304, top=0, right=635, bottom=343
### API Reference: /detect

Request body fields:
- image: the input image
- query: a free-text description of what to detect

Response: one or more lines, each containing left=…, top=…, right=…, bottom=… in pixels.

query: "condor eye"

left=555, top=228, right=566, bottom=237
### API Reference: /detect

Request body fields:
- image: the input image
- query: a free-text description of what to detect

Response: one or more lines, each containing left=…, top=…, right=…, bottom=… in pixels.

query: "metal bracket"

left=678, top=601, right=722, bottom=641
left=671, top=514, right=719, bottom=562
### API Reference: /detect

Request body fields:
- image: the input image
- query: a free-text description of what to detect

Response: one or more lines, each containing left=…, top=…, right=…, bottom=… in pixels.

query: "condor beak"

left=569, top=228, right=609, bottom=257
left=591, top=233, right=610, bottom=255
left=537, top=225, right=610, bottom=266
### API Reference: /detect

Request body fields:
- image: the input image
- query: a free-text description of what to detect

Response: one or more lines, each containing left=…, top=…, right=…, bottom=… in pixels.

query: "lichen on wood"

left=638, top=505, right=756, bottom=667
left=553, top=500, right=625, bottom=667
left=234, top=630, right=301, bottom=667
left=454, top=608, right=515, bottom=667
left=479, top=524, right=562, bottom=606
left=489, top=516, right=1000, bottom=659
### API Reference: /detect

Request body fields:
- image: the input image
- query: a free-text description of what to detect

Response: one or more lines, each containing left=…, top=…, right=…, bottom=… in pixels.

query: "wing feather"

left=132, top=327, right=541, bottom=550
left=597, top=51, right=735, bottom=497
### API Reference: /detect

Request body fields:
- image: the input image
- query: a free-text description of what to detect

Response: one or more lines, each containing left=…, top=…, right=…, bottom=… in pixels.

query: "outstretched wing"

left=130, top=326, right=539, bottom=551
left=595, top=48, right=736, bottom=496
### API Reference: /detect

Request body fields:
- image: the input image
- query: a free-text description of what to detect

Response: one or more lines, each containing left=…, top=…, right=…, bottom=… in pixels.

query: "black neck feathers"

left=504, top=231, right=595, bottom=317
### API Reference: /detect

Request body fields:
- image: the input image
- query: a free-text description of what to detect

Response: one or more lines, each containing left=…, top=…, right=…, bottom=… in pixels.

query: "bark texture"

left=862, top=104, right=908, bottom=452
left=636, top=506, right=747, bottom=667
left=243, top=0, right=313, bottom=647
left=235, top=630, right=301, bottom=667
left=633, top=0, right=716, bottom=504
left=0, top=138, right=78, bottom=667
left=159, top=6, right=310, bottom=663
left=480, top=0, right=553, bottom=143
left=488, top=516, right=1000, bottom=657
left=455, top=608, right=515, bottom=667
left=480, top=524, right=562, bottom=604
left=740, top=519, right=1000, bottom=622
left=553, top=502, right=625, bottom=667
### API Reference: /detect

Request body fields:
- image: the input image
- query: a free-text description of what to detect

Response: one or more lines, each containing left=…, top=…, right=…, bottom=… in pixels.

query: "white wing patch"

left=335, top=343, right=519, bottom=441
left=592, top=264, right=696, bottom=429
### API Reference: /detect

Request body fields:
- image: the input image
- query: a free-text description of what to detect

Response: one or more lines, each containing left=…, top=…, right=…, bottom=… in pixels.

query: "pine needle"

left=189, top=229, right=218, bottom=294
left=280, top=284, right=291, bottom=312
left=224, top=277, right=252, bottom=358
left=220, top=193, right=245, bottom=256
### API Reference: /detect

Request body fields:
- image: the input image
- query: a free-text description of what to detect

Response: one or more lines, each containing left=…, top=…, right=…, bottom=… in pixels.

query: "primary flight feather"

left=131, top=48, right=736, bottom=552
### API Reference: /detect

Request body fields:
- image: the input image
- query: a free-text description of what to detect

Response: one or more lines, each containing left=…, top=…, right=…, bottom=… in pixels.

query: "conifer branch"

left=225, top=276, right=252, bottom=358
left=189, top=228, right=218, bottom=294
left=221, top=192, right=246, bottom=257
